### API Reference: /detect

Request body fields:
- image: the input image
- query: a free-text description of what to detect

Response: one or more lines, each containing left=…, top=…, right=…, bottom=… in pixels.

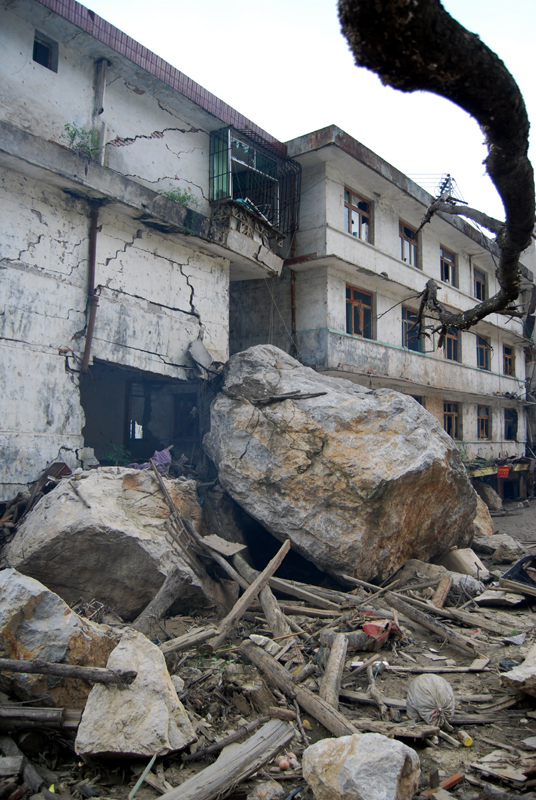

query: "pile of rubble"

left=0, top=346, right=536, bottom=800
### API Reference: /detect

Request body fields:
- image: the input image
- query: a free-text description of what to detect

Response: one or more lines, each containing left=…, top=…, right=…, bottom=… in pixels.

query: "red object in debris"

left=498, top=465, right=511, bottom=478
left=362, top=619, right=403, bottom=651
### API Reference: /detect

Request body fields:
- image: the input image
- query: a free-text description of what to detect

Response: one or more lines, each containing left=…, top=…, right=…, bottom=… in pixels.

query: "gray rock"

left=392, top=559, right=484, bottom=603
left=473, top=495, right=494, bottom=538
left=302, top=733, right=420, bottom=800
left=473, top=534, right=527, bottom=563
left=204, top=346, right=476, bottom=582
left=0, top=569, right=117, bottom=706
left=75, top=628, right=196, bottom=757
left=473, top=481, right=502, bottom=511
left=246, top=781, right=285, bottom=800
left=4, top=469, right=210, bottom=620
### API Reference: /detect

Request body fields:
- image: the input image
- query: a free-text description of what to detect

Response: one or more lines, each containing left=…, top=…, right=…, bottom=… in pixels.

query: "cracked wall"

left=0, top=165, right=229, bottom=499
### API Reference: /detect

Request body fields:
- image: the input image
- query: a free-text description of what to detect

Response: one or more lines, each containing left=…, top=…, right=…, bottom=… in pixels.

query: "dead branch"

left=339, top=0, right=535, bottom=332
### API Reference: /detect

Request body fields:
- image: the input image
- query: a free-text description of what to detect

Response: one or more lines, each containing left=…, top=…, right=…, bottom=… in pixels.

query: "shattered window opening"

left=402, top=306, right=424, bottom=352
left=476, top=335, right=491, bottom=371
left=445, top=327, right=459, bottom=362
left=443, top=402, right=460, bottom=439
left=128, top=383, right=145, bottom=441
left=346, top=285, right=373, bottom=339
left=474, top=268, right=487, bottom=301
left=344, top=188, right=371, bottom=242
left=174, top=393, right=199, bottom=441
left=505, top=408, right=518, bottom=441
left=503, top=345, right=515, bottom=376
left=32, top=30, right=58, bottom=72
left=440, top=246, right=456, bottom=286
left=477, top=405, right=490, bottom=439
left=399, top=221, right=418, bottom=267
left=209, top=127, right=301, bottom=237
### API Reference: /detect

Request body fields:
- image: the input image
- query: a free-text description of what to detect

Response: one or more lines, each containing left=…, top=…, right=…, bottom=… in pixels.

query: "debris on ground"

left=2, top=350, right=536, bottom=800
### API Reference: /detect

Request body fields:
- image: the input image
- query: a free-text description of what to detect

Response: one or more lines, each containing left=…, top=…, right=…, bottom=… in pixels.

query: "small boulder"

left=4, top=469, right=209, bottom=620
left=473, top=534, right=527, bottom=563
left=473, top=481, right=502, bottom=511
left=75, top=628, right=196, bottom=757
left=501, top=642, right=536, bottom=697
left=302, top=733, right=420, bottom=800
left=436, top=548, right=490, bottom=581
left=0, top=569, right=117, bottom=706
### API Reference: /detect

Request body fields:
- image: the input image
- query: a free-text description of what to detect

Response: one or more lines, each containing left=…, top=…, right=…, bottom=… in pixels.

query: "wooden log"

left=365, top=663, right=389, bottom=721
left=157, top=719, right=295, bottom=800
left=319, top=633, right=347, bottom=710
left=341, top=653, right=382, bottom=686
left=340, top=690, right=493, bottom=709
left=0, top=707, right=82, bottom=731
left=397, top=592, right=508, bottom=635
left=132, top=568, right=192, bottom=636
left=0, top=658, right=136, bottom=684
left=267, top=577, right=341, bottom=611
left=250, top=603, right=340, bottom=619
left=432, top=575, right=453, bottom=608
left=233, top=554, right=303, bottom=663
left=239, top=639, right=357, bottom=737
left=181, top=716, right=270, bottom=762
left=208, top=541, right=291, bottom=651
left=159, top=626, right=219, bottom=656
left=351, top=720, right=439, bottom=738
left=386, top=657, right=490, bottom=674
left=385, top=593, right=480, bottom=656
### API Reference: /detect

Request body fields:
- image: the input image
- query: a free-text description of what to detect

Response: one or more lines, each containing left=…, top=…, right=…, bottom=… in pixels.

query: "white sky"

left=85, top=0, right=536, bottom=221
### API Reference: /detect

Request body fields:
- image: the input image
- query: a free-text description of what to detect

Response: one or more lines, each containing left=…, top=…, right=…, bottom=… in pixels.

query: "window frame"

left=474, top=268, right=487, bottom=301
left=344, top=188, right=372, bottom=243
left=346, top=284, right=373, bottom=339
left=32, top=30, right=59, bottom=72
left=443, top=402, right=460, bottom=440
left=399, top=221, right=419, bottom=267
left=402, top=306, right=425, bottom=353
left=440, top=246, right=457, bottom=286
left=444, top=327, right=460, bottom=362
left=477, top=405, right=490, bottom=440
left=476, top=334, right=491, bottom=371
left=504, top=408, right=518, bottom=441
left=503, top=345, right=515, bottom=376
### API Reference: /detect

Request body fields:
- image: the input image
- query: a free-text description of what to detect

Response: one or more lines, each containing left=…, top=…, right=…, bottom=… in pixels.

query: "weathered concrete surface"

left=75, top=629, right=196, bottom=757
left=0, top=569, right=117, bottom=706
left=204, top=346, right=477, bottom=583
left=4, top=468, right=208, bottom=620
left=302, top=733, right=420, bottom=800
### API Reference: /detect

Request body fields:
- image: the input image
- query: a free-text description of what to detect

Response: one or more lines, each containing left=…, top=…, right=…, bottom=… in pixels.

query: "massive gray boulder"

left=204, top=345, right=477, bottom=583
left=3, top=469, right=214, bottom=620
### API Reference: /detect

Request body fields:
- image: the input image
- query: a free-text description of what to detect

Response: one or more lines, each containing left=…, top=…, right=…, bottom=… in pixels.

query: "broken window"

left=476, top=335, right=491, bottom=371
left=474, top=268, right=487, bottom=301
left=346, top=285, right=373, bottom=338
left=503, top=345, right=515, bottom=376
left=402, top=306, right=424, bottom=352
left=33, top=30, right=58, bottom=72
left=504, top=408, right=518, bottom=441
left=477, top=405, right=490, bottom=439
left=399, top=222, right=418, bottom=267
left=209, top=127, right=301, bottom=236
left=344, top=189, right=371, bottom=242
left=443, top=402, right=460, bottom=439
left=440, top=246, right=456, bottom=286
left=127, top=383, right=146, bottom=441
left=444, top=327, right=459, bottom=361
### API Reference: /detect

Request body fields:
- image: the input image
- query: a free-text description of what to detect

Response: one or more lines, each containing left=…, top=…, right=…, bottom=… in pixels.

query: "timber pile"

left=1, top=469, right=536, bottom=800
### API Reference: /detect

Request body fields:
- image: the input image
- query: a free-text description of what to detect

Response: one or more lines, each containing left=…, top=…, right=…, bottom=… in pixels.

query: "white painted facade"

left=231, top=126, right=536, bottom=471
left=0, top=0, right=286, bottom=498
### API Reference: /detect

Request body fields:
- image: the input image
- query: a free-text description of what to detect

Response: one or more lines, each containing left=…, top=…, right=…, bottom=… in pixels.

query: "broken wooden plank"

left=0, top=757, right=23, bottom=777
left=132, top=568, right=192, bottom=637
left=0, top=735, right=53, bottom=798
left=385, top=658, right=490, bottom=674
left=0, top=658, right=136, bottom=684
left=398, top=593, right=508, bottom=635
left=351, top=720, right=439, bottom=738
left=157, top=719, right=295, bottom=800
left=385, top=593, right=480, bottom=656
left=208, top=540, right=291, bottom=651
left=319, top=632, right=347, bottom=710
left=239, top=639, right=356, bottom=737
left=201, top=535, right=247, bottom=557
left=431, top=575, right=453, bottom=608
left=268, top=577, right=341, bottom=611
left=159, top=626, right=219, bottom=656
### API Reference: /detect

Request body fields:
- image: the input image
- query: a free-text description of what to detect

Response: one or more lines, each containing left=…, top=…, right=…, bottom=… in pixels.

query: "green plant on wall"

left=101, top=443, right=131, bottom=466
left=160, top=186, right=200, bottom=209
left=63, top=123, right=102, bottom=160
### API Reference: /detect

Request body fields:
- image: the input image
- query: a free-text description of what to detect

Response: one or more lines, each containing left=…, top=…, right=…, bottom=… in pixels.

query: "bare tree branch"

left=339, top=0, right=535, bottom=333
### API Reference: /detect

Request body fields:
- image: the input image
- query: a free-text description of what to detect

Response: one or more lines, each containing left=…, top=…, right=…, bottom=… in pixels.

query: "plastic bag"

left=406, top=674, right=455, bottom=727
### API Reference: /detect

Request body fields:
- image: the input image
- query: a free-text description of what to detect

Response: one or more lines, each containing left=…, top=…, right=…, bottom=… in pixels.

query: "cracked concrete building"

left=0, top=0, right=300, bottom=498
left=1, top=0, right=535, bottom=503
